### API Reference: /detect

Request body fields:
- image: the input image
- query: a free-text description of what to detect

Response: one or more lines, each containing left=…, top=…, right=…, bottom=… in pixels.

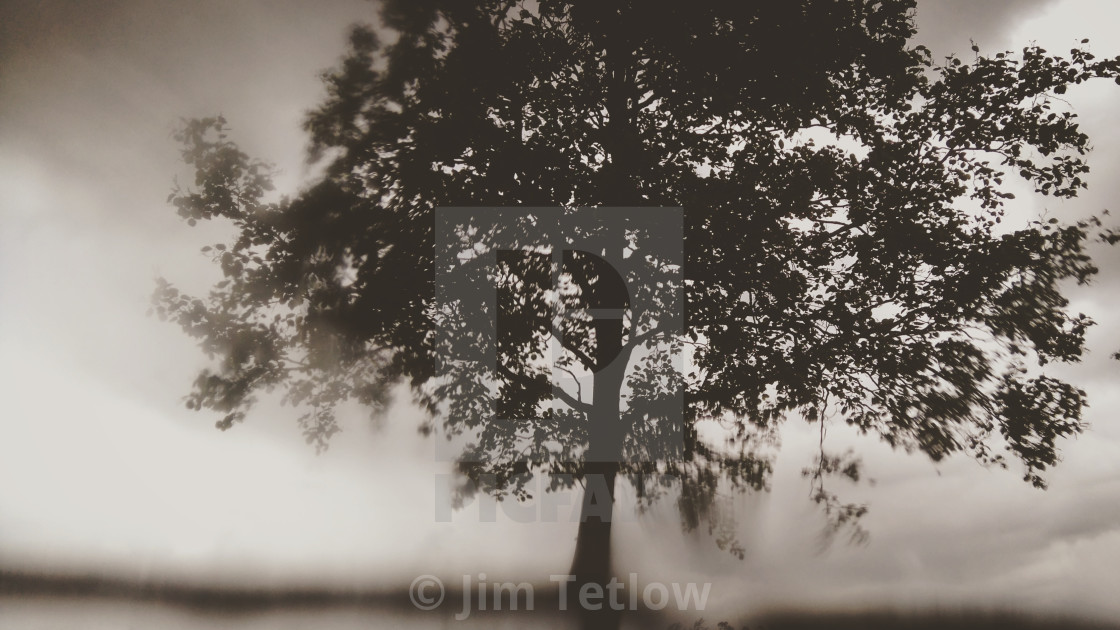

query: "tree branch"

left=626, top=324, right=671, bottom=350
left=496, top=362, right=593, bottom=414
left=556, top=328, right=598, bottom=370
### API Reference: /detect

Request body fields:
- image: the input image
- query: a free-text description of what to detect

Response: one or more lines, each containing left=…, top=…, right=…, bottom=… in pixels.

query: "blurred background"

left=2, top=0, right=1120, bottom=627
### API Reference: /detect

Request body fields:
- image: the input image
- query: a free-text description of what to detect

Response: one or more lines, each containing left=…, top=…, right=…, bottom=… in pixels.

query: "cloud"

left=914, top=0, right=1059, bottom=57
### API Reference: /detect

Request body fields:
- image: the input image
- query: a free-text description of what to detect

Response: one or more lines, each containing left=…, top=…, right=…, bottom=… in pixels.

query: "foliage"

left=154, top=0, right=1120, bottom=544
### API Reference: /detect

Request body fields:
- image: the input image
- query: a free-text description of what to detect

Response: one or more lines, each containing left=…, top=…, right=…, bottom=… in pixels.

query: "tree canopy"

left=155, top=0, right=1120, bottom=556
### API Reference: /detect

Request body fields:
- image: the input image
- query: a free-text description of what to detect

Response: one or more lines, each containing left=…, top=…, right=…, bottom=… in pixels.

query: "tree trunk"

left=568, top=295, right=630, bottom=630
left=570, top=464, right=619, bottom=581
left=569, top=465, right=621, bottom=630
left=569, top=12, right=638, bottom=621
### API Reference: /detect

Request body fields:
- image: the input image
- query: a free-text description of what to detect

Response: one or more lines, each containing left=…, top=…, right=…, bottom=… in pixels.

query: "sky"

left=2, top=0, right=1120, bottom=622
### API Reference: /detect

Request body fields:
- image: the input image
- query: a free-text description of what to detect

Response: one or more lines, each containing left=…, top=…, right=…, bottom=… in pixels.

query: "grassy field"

left=3, top=572, right=1118, bottom=629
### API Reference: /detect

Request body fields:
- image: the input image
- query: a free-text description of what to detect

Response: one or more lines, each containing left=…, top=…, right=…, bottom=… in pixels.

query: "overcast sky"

left=2, top=0, right=1120, bottom=622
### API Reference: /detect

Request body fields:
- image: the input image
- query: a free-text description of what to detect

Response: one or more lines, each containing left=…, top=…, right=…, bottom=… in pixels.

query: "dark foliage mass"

left=155, top=0, right=1120, bottom=560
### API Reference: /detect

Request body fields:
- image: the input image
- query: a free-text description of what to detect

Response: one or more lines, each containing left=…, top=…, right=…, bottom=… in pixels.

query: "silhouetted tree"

left=154, top=1, right=1120, bottom=628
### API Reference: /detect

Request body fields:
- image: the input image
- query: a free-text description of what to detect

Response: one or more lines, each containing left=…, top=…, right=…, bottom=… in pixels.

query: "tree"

left=154, top=1, right=1120, bottom=628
